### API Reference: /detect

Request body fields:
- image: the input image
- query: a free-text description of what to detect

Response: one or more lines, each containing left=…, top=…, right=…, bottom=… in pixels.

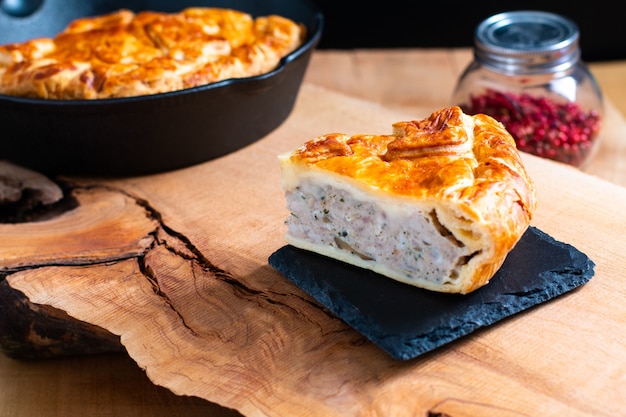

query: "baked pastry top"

left=279, top=106, right=537, bottom=294
left=0, top=8, right=305, bottom=99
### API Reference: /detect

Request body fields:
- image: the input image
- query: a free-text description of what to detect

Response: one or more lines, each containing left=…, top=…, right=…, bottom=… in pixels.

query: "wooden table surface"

left=2, top=48, right=626, bottom=417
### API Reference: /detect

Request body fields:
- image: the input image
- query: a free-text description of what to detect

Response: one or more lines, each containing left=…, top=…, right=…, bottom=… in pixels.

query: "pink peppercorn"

left=460, top=89, right=602, bottom=167
left=452, top=11, right=604, bottom=168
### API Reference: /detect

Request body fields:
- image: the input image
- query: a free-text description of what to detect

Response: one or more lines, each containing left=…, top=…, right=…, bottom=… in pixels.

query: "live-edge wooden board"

left=3, top=83, right=626, bottom=417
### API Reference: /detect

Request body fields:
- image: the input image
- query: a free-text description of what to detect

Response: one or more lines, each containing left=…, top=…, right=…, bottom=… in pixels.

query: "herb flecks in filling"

left=284, top=181, right=477, bottom=284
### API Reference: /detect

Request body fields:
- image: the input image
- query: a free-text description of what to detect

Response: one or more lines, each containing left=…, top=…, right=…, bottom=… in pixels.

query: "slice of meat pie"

left=278, top=106, right=536, bottom=294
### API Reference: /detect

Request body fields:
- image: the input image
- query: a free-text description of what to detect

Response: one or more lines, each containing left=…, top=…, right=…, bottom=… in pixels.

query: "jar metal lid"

left=475, top=10, right=581, bottom=74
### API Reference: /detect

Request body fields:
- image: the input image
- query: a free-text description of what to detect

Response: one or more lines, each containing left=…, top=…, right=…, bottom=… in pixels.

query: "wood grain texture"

left=0, top=352, right=241, bottom=417
left=0, top=185, right=156, bottom=271
left=2, top=49, right=626, bottom=417
left=2, top=83, right=626, bottom=416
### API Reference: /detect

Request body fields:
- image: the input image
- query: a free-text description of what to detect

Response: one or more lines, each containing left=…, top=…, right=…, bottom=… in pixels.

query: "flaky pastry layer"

left=0, top=8, right=305, bottom=99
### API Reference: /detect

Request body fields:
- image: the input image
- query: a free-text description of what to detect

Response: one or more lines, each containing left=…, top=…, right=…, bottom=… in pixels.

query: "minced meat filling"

left=284, top=182, right=477, bottom=284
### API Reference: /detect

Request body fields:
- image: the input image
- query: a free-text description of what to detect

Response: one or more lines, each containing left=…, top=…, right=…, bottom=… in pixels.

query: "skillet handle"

left=0, top=0, right=43, bottom=17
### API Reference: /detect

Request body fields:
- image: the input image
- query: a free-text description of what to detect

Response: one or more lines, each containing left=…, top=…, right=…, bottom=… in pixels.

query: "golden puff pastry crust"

left=278, top=106, right=537, bottom=294
left=0, top=8, right=305, bottom=99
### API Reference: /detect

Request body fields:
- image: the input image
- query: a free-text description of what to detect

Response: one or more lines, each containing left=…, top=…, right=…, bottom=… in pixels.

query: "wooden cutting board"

left=2, top=83, right=626, bottom=417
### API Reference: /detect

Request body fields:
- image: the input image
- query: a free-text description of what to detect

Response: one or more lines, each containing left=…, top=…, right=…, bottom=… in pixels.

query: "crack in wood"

left=109, top=187, right=335, bottom=322
left=136, top=252, right=199, bottom=337
left=2, top=256, right=149, bottom=275
left=76, top=184, right=327, bottom=341
left=2, top=177, right=347, bottom=360
left=3, top=176, right=289, bottom=310
left=78, top=182, right=232, bottom=277
left=428, top=397, right=532, bottom=417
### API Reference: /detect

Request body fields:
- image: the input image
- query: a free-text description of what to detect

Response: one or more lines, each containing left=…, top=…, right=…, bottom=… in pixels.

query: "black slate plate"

left=268, top=226, right=595, bottom=360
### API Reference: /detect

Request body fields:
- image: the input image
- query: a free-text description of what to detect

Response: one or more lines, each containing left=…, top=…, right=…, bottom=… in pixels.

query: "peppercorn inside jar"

left=452, top=10, right=604, bottom=168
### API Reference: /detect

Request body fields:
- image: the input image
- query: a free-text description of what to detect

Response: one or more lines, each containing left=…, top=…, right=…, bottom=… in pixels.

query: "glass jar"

left=451, top=10, right=604, bottom=168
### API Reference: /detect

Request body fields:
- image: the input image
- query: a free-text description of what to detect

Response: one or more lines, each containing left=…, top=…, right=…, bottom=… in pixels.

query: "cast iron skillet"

left=0, top=0, right=323, bottom=176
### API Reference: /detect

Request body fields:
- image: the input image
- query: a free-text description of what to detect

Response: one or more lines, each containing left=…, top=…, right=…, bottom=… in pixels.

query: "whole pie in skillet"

left=278, top=106, right=537, bottom=294
left=0, top=8, right=305, bottom=99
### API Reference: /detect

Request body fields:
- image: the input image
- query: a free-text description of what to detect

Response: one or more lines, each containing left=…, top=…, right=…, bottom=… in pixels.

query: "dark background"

left=312, top=1, right=625, bottom=62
